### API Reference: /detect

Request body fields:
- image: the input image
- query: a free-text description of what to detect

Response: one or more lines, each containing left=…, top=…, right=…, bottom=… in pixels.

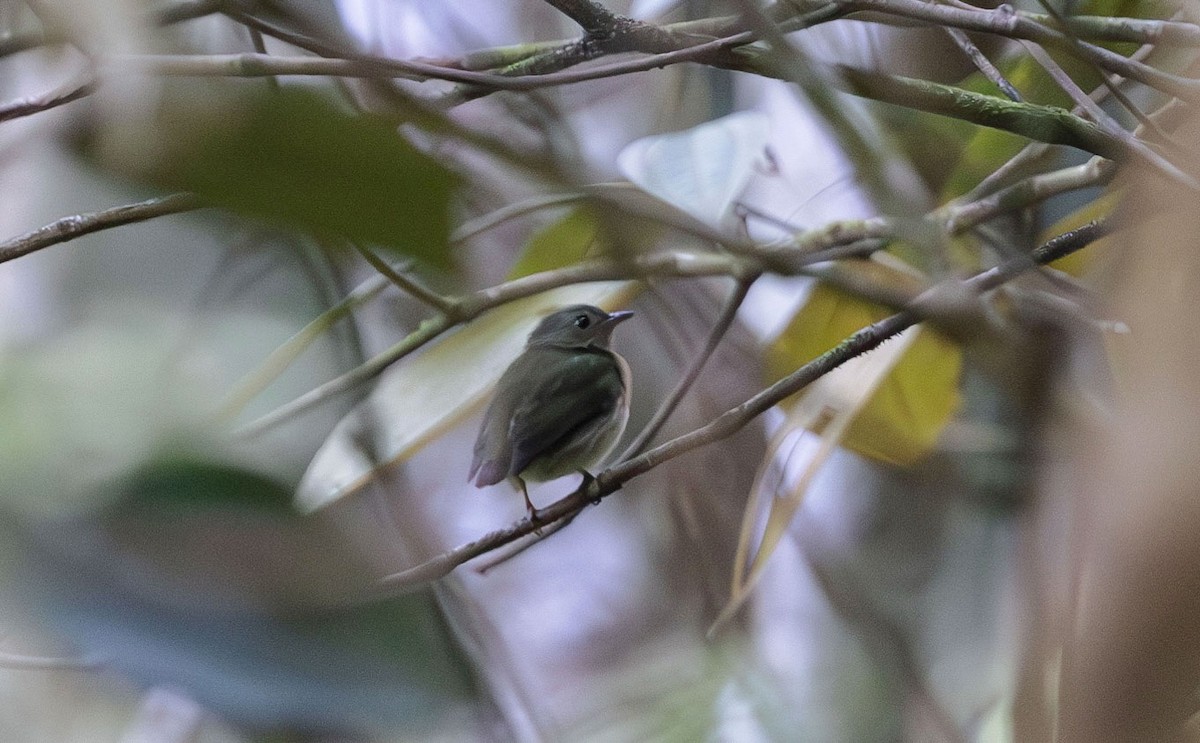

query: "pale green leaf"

left=506, top=207, right=600, bottom=280
left=617, top=111, right=768, bottom=227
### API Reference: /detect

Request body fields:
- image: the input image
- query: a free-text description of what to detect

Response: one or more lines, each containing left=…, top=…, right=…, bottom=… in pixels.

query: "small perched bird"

left=470, top=304, right=634, bottom=520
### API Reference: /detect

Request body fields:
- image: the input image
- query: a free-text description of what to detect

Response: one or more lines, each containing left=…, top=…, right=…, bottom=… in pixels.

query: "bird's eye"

left=573, top=314, right=591, bottom=329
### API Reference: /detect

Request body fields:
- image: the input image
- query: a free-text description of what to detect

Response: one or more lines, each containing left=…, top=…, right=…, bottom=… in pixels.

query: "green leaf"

left=115, top=458, right=294, bottom=514
left=765, top=284, right=963, bottom=466
left=506, top=207, right=600, bottom=280
left=158, top=87, right=458, bottom=269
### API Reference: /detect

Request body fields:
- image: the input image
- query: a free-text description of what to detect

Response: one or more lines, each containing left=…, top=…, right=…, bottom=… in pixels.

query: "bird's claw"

left=526, top=505, right=545, bottom=536
left=577, top=470, right=602, bottom=505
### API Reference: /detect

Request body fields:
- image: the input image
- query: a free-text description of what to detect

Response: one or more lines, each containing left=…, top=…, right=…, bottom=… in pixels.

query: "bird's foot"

left=578, top=470, right=602, bottom=505
left=526, top=504, right=545, bottom=536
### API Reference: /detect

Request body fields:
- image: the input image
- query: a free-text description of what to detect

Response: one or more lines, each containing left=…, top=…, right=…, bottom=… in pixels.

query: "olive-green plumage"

left=470, top=305, right=632, bottom=517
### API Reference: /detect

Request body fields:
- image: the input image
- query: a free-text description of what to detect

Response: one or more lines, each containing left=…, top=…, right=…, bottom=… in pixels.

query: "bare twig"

left=0, top=78, right=95, bottom=124
left=471, top=512, right=578, bottom=574
left=1018, top=40, right=1194, bottom=188
left=245, top=24, right=280, bottom=92
left=0, top=0, right=221, bottom=60
left=352, top=243, right=458, bottom=315
left=962, top=34, right=1163, bottom=203
left=940, top=22, right=1022, bottom=101
left=941, top=157, right=1115, bottom=233
left=540, top=0, right=621, bottom=36
left=618, top=274, right=757, bottom=461
left=242, top=150, right=1114, bottom=437
left=220, top=272, right=393, bottom=420
left=843, top=0, right=1200, bottom=101
left=1030, top=0, right=1180, bottom=147
left=0, top=193, right=200, bottom=265
left=0, top=646, right=99, bottom=671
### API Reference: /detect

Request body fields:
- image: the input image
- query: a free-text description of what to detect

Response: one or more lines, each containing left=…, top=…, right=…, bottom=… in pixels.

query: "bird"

left=470, top=304, right=633, bottom=521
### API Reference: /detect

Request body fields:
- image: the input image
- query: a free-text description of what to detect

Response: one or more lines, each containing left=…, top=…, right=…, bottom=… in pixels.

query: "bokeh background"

left=0, top=1, right=1195, bottom=741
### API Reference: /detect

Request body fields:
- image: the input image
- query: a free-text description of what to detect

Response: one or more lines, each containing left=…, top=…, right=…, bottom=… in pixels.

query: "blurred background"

left=0, top=0, right=1195, bottom=741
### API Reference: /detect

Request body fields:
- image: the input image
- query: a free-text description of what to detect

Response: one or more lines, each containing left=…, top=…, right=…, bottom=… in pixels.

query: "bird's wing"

left=470, top=354, right=525, bottom=487
left=506, top=349, right=624, bottom=479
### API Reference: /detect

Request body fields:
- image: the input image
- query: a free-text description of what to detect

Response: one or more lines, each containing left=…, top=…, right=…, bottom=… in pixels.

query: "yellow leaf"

left=506, top=207, right=601, bottom=280
left=764, top=283, right=963, bottom=466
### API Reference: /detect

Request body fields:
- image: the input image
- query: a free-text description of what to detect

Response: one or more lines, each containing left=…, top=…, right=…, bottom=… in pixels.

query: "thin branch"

left=451, top=193, right=588, bottom=244
left=827, top=65, right=1129, bottom=161
left=1017, top=40, right=1194, bottom=188
left=618, top=274, right=757, bottom=460
left=220, top=272, right=392, bottom=421
left=245, top=24, right=280, bottom=92
left=352, top=243, right=458, bottom=315
left=471, top=511, right=578, bottom=574
left=940, top=157, right=1115, bottom=234
left=962, top=34, right=1163, bottom=203
left=1030, top=0, right=1179, bottom=147
left=941, top=23, right=1022, bottom=102
left=843, top=0, right=1200, bottom=101
left=0, top=78, right=95, bottom=124
left=377, top=220, right=1110, bottom=591
left=243, top=150, right=1113, bottom=438
left=0, top=193, right=200, bottom=265
left=540, top=0, right=621, bottom=36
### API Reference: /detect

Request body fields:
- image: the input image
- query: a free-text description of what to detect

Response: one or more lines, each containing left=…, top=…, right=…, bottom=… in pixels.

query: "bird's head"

left=527, top=304, right=634, bottom=350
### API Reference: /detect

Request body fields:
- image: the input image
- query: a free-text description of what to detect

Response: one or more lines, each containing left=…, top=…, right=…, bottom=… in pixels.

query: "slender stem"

left=243, top=151, right=1112, bottom=437
left=220, top=272, right=392, bottom=420
left=352, top=243, right=458, bottom=315
left=1018, top=40, right=1194, bottom=188
left=0, top=649, right=100, bottom=671
left=0, top=193, right=200, bottom=265
left=0, top=0, right=222, bottom=60
left=451, top=192, right=587, bottom=244
left=940, top=157, right=1115, bottom=233
left=940, top=23, right=1022, bottom=102
left=245, top=24, right=279, bottom=92
left=843, top=0, right=1200, bottom=100
left=962, top=34, right=1162, bottom=203
left=0, top=78, right=95, bottom=123
left=618, top=274, right=757, bottom=461
left=540, top=0, right=621, bottom=36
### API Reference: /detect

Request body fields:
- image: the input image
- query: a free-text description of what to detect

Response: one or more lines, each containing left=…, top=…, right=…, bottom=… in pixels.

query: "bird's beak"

left=606, top=310, right=634, bottom=325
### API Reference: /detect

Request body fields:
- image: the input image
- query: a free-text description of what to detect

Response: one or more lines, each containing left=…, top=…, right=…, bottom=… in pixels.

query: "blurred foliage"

left=11, top=456, right=477, bottom=735
left=150, top=86, right=458, bottom=269
left=506, top=206, right=601, bottom=279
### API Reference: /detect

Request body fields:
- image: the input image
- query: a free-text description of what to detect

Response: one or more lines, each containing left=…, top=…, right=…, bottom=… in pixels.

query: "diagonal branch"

left=0, top=78, right=95, bottom=124
left=618, top=274, right=758, bottom=461
left=540, top=0, right=621, bottom=36
left=0, top=193, right=200, bottom=265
